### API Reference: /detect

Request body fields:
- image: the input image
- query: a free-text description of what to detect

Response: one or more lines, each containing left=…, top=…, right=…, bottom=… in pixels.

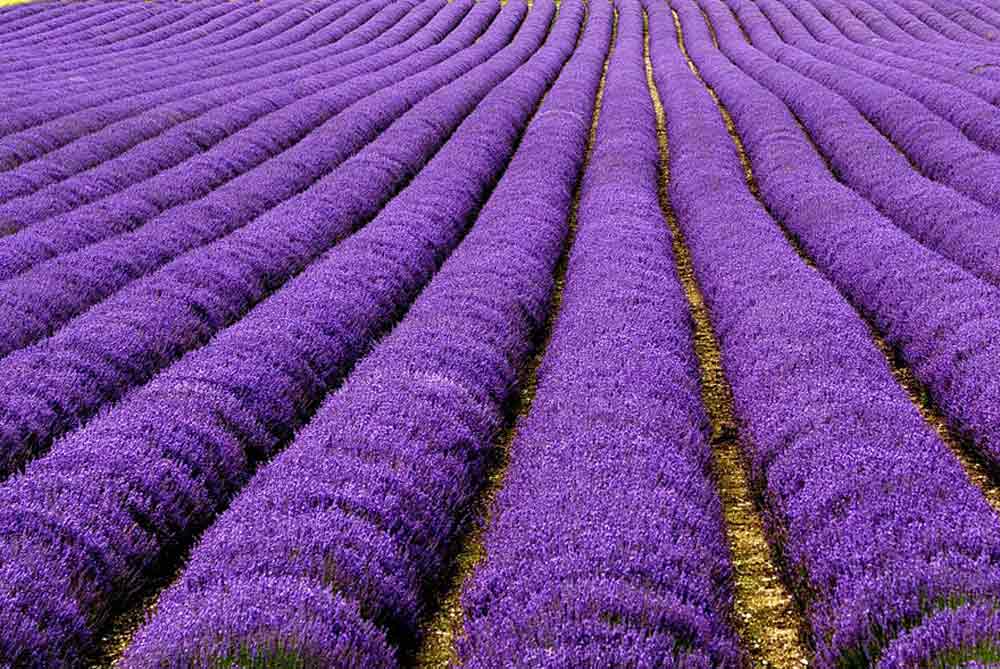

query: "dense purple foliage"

left=459, top=2, right=742, bottom=667
left=674, top=0, right=1000, bottom=291
left=0, top=2, right=328, bottom=94
left=725, top=0, right=1000, bottom=210
left=696, top=0, right=1000, bottom=472
left=2, top=0, right=1000, bottom=666
left=0, top=0, right=465, bottom=270
left=0, top=0, right=422, bottom=208
left=121, top=2, right=598, bottom=664
left=0, top=1, right=501, bottom=307
left=677, top=0, right=1000, bottom=664
left=0, top=1, right=585, bottom=665
left=0, top=0, right=527, bottom=474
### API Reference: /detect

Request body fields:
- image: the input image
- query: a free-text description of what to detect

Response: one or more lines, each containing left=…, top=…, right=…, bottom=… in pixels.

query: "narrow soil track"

left=645, top=12, right=811, bottom=669
left=409, top=11, right=616, bottom=669
left=690, top=4, right=1000, bottom=520
left=89, top=559, right=186, bottom=669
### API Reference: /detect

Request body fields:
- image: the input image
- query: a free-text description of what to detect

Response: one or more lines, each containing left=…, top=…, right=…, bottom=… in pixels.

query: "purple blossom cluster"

left=675, top=0, right=1000, bottom=664
left=118, top=2, right=604, bottom=663
left=458, top=1, right=742, bottom=667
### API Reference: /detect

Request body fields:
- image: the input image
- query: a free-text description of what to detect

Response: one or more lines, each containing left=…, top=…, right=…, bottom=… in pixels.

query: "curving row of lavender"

left=460, top=1, right=741, bottom=666
left=0, top=0, right=579, bottom=664
left=0, top=1, right=464, bottom=258
left=123, top=1, right=597, bottom=662
left=666, top=1, right=1000, bottom=665
left=0, top=3, right=352, bottom=91
left=4, top=0, right=1000, bottom=666
left=0, top=0, right=522, bottom=476
left=0, top=1, right=404, bottom=178
left=0, top=1, right=422, bottom=204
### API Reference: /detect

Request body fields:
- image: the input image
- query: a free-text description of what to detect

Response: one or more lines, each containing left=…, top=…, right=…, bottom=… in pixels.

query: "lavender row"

left=460, top=2, right=741, bottom=666
left=0, top=2, right=305, bottom=87
left=709, top=0, right=1000, bottom=288
left=705, top=0, right=1000, bottom=466
left=0, top=5, right=123, bottom=51
left=0, top=4, right=61, bottom=40
left=0, top=0, right=527, bottom=479
left=0, top=1, right=388, bottom=163
left=753, top=0, right=1000, bottom=159
left=678, top=0, right=1000, bottom=663
left=886, top=0, right=998, bottom=42
left=831, top=0, right=1000, bottom=58
left=0, top=3, right=284, bottom=76
left=0, top=2, right=377, bottom=104
left=1, top=2, right=351, bottom=107
left=725, top=0, right=1000, bottom=213
left=789, top=0, right=1000, bottom=83
left=0, top=0, right=439, bottom=234
left=880, top=0, right=1000, bottom=40
left=0, top=1, right=386, bottom=173
left=0, top=2, right=570, bottom=662
left=848, top=0, right=994, bottom=46
left=697, top=0, right=1000, bottom=462
left=0, top=4, right=205, bottom=55
left=0, top=2, right=393, bottom=150
left=0, top=0, right=492, bottom=358
left=784, top=0, right=1000, bottom=106
left=116, top=2, right=602, bottom=664
left=0, top=4, right=276, bottom=106
left=0, top=0, right=430, bottom=212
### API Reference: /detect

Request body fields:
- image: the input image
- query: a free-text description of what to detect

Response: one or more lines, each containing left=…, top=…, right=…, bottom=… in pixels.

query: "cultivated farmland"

left=2, top=0, right=1000, bottom=667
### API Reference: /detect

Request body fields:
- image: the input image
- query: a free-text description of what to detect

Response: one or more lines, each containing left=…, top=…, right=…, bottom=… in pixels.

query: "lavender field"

left=4, top=0, right=1000, bottom=667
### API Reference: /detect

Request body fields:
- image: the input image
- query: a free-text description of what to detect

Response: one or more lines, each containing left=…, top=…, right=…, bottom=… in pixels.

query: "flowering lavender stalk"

left=674, top=0, right=1000, bottom=663
left=459, top=1, right=742, bottom=666
left=0, top=0, right=427, bottom=208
